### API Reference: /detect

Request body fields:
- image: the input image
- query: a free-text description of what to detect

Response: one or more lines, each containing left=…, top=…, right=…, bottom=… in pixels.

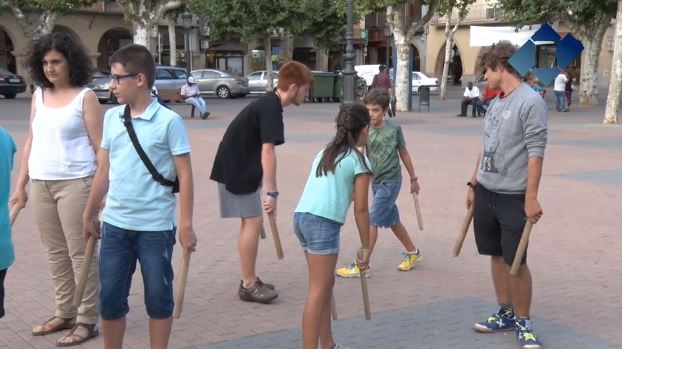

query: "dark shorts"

left=98, top=222, right=176, bottom=320
left=473, top=183, right=528, bottom=266
left=293, top=212, right=342, bottom=255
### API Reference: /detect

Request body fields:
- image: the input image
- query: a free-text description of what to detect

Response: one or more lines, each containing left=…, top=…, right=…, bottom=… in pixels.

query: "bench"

left=157, top=90, right=197, bottom=118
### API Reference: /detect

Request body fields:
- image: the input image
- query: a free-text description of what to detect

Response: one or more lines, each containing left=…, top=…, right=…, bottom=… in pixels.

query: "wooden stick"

left=73, top=236, right=97, bottom=306
left=331, top=293, right=338, bottom=320
left=9, top=204, right=20, bottom=226
left=453, top=203, right=474, bottom=257
left=268, top=212, right=284, bottom=259
left=357, top=247, right=371, bottom=320
left=173, top=249, right=192, bottom=319
left=510, top=219, right=534, bottom=276
left=412, top=192, right=423, bottom=231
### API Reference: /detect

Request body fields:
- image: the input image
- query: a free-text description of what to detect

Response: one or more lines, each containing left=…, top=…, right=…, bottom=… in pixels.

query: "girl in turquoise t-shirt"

left=293, top=103, right=372, bottom=348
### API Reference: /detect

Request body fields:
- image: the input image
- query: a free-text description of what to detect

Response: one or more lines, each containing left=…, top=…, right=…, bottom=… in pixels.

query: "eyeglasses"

left=110, top=73, right=138, bottom=84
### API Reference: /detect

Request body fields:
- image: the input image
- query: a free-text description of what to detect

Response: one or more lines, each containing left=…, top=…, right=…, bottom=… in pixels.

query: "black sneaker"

left=202, top=112, right=210, bottom=119
left=238, top=279, right=278, bottom=303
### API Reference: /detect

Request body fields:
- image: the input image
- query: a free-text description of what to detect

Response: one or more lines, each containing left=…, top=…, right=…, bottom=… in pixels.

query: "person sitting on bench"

left=181, top=77, right=210, bottom=119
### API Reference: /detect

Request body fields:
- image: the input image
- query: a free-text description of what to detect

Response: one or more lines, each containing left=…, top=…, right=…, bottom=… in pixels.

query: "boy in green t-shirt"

left=336, top=88, right=422, bottom=277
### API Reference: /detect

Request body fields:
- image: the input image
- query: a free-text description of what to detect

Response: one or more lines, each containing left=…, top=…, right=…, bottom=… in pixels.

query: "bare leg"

left=491, top=256, right=512, bottom=306
left=102, top=317, right=126, bottom=348
left=317, top=282, right=335, bottom=349
left=390, top=222, right=416, bottom=252
left=368, top=225, right=379, bottom=255
left=510, top=263, right=533, bottom=318
left=149, top=317, right=173, bottom=348
left=239, top=216, right=262, bottom=285
left=302, top=252, right=338, bottom=348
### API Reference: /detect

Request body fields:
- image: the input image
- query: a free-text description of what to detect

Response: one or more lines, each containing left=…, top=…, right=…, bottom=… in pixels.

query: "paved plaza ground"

left=0, top=86, right=621, bottom=349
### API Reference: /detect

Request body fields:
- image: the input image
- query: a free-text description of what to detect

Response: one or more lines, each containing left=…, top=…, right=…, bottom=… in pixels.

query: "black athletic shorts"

left=473, top=183, right=528, bottom=266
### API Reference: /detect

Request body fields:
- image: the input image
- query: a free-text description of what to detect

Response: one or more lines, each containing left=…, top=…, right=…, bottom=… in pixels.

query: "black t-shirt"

left=210, top=92, right=284, bottom=194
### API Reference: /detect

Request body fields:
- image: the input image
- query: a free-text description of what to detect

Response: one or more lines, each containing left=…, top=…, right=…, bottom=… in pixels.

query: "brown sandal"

left=31, top=316, right=75, bottom=336
left=55, top=322, right=99, bottom=347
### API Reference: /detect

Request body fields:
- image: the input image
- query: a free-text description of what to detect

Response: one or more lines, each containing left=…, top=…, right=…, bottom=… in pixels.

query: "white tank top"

left=28, top=87, right=97, bottom=180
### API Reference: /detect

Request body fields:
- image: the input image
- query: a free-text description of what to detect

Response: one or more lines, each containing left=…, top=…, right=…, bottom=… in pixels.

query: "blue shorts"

left=98, top=222, right=176, bottom=320
left=370, top=181, right=402, bottom=228
left=293, top=212, right=342, bottom=255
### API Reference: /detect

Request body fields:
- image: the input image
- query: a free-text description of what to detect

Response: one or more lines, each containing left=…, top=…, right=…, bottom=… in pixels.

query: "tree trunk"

left=604, top=0, right=622, bottom=125
left=133, top=22, right=152, bottom=49
left=168, top=19, right=177, bottom=66
left=575, top=15, right=612, bottom=106
left=440, top=15, right=460, bottom=101
left=9, top=5, right=56, bottom=42
left=264, top=39, right=274, bottom=91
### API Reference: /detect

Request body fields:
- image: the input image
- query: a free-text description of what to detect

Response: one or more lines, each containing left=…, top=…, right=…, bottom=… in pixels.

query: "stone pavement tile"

left=201, top=297, right=619, bottom=349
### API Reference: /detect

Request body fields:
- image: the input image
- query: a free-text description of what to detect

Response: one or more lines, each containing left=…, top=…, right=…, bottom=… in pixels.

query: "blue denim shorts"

left=98, top=222, right=176, bottom=320
left=370, top=181, right=402, bottom=228
left=293, top=212, right=342, bottom=255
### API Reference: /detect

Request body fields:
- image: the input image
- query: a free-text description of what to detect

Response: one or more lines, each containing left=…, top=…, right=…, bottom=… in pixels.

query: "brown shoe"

left=55, top=322, right=99, bottom=347
left=31, top=316, right=75, bottom=336
left=238, top=279, right=278, bottom=303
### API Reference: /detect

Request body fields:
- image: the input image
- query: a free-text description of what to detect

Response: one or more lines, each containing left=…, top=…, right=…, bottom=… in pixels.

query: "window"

left=156, top=68, right=174, bottom=80
left=248, top=72, right=262, bottom=80
left=203, top=71, right=220, bottom=78
left=172, top=69, right=187, bottom=79
left=191, top=71, right=203, bottom=78
left=486, top=7, right=504, bottom=19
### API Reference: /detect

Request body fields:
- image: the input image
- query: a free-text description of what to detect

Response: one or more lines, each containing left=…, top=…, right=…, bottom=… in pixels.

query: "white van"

left=354, top=64, right=386, bottom=87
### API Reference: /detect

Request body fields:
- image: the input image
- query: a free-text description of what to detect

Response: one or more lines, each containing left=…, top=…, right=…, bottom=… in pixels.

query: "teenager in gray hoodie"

left=466, top=41, right=548, bottom=349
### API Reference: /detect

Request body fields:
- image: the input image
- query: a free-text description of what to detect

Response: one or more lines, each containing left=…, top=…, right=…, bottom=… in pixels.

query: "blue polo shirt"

left=0, top=126, right=16, bottom=270
left=101, top=99, right=190, bottom=231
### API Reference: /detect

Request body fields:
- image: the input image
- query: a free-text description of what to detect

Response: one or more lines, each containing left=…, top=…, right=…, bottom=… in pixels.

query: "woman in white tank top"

left=9, top=32, right=102, bottom=347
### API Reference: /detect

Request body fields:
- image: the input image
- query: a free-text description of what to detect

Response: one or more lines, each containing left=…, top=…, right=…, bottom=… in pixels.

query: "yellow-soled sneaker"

left=397, top=249, right=422, bottom=271
left=335, top=262, right=370, bottom=278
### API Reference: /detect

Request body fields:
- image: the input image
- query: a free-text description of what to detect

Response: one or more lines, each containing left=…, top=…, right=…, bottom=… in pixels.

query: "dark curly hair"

left=477, top=41, right=520, bottom=77
left=26, top=32, right=92, bottom=88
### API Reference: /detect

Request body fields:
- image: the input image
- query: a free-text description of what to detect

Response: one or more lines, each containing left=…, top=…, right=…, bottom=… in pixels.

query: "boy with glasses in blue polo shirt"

left=83, top=44, right=197, bottom=348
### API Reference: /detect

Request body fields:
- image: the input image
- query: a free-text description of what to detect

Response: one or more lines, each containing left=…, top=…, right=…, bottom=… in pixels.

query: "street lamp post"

left=342, top=0, right=355, bottom=103
left=181, top=10, right=193, bottom=74
left=383, top=26, right=391, bottom=76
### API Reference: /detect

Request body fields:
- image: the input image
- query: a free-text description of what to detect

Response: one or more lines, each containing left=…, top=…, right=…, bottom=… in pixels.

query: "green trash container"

left=312, top=72, right=337, bottom=102
left=333, top=74, right=343, bottom=102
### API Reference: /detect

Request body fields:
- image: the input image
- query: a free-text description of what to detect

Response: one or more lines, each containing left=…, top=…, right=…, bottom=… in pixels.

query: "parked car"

left=86, top=70, right=114, bottom=103
left=247, top=70, right=279, bottom=94
left=411, top=71, right=439, bottom=94
left=190, top=69, right=249, bottom=98
left=0, top=66, right=27, bottom=99
left=154, top=65, right=188, bottom=102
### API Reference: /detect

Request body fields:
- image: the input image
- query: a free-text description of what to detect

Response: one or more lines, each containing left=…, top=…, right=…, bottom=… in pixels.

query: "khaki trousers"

left=31, top=177, right=98, bottom=325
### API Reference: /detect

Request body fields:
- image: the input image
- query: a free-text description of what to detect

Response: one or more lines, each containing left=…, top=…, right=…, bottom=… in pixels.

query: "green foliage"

left=496, top=0, right=617, bottom=31
left=2, top=0, right=97, bottom=11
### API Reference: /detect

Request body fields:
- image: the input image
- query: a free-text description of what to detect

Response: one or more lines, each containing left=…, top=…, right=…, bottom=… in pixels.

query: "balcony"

left=431, top=3, right=505, bottom=27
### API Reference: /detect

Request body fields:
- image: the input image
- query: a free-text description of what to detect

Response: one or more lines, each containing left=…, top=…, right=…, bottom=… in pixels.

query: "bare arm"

left=174, top=153, right=197, bottom=251
left=10, top=93, right=37, bottom=208
left=524, top=156, right=544, bottom=223
left=261, top=143, right=278, bottom=214
left=466, top=149, right=482, bottom=209
left=398, top=146, right=419, bottom=194
left=82, top=90, right=103, bottom=154
left=353, top=173, right=371, bottom=268
left=82, top=148, right=110, bottom=239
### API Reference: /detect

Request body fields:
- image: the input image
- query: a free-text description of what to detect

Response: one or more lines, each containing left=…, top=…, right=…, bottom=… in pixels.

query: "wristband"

left=410, top=177, right=418, bottom=181
left=267, top=191, right=279, bottom=198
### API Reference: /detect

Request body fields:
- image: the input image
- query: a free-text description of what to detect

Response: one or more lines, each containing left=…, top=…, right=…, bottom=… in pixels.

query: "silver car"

left=190, top=69, right=249, bottom=98
left=154, top=66, right=188, bottom=102
left=86, top=70, right=114, bottom=103
left=247, top=70, right=279, bottom=94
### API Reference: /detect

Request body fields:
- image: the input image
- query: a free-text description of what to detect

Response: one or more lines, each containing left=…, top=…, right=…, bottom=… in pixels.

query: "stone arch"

left=410, top=43, right=421, bottom=72
left=0, top=25, right=20, bottom=73
left=434, top=38, right=463, bottom=85
left=96, top=28, right=132, bottom=70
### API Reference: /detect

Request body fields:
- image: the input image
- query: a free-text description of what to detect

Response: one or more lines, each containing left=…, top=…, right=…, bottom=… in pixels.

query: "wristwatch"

left=267, top=191, right=279, bottom=198
left=466, top=181, right=477, bottom=190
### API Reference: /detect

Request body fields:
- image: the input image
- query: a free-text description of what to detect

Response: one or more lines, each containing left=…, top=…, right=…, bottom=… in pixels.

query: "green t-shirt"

left=295, top=148, right=371, bottom=224
left=366, top=120, right=405, bottom=184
